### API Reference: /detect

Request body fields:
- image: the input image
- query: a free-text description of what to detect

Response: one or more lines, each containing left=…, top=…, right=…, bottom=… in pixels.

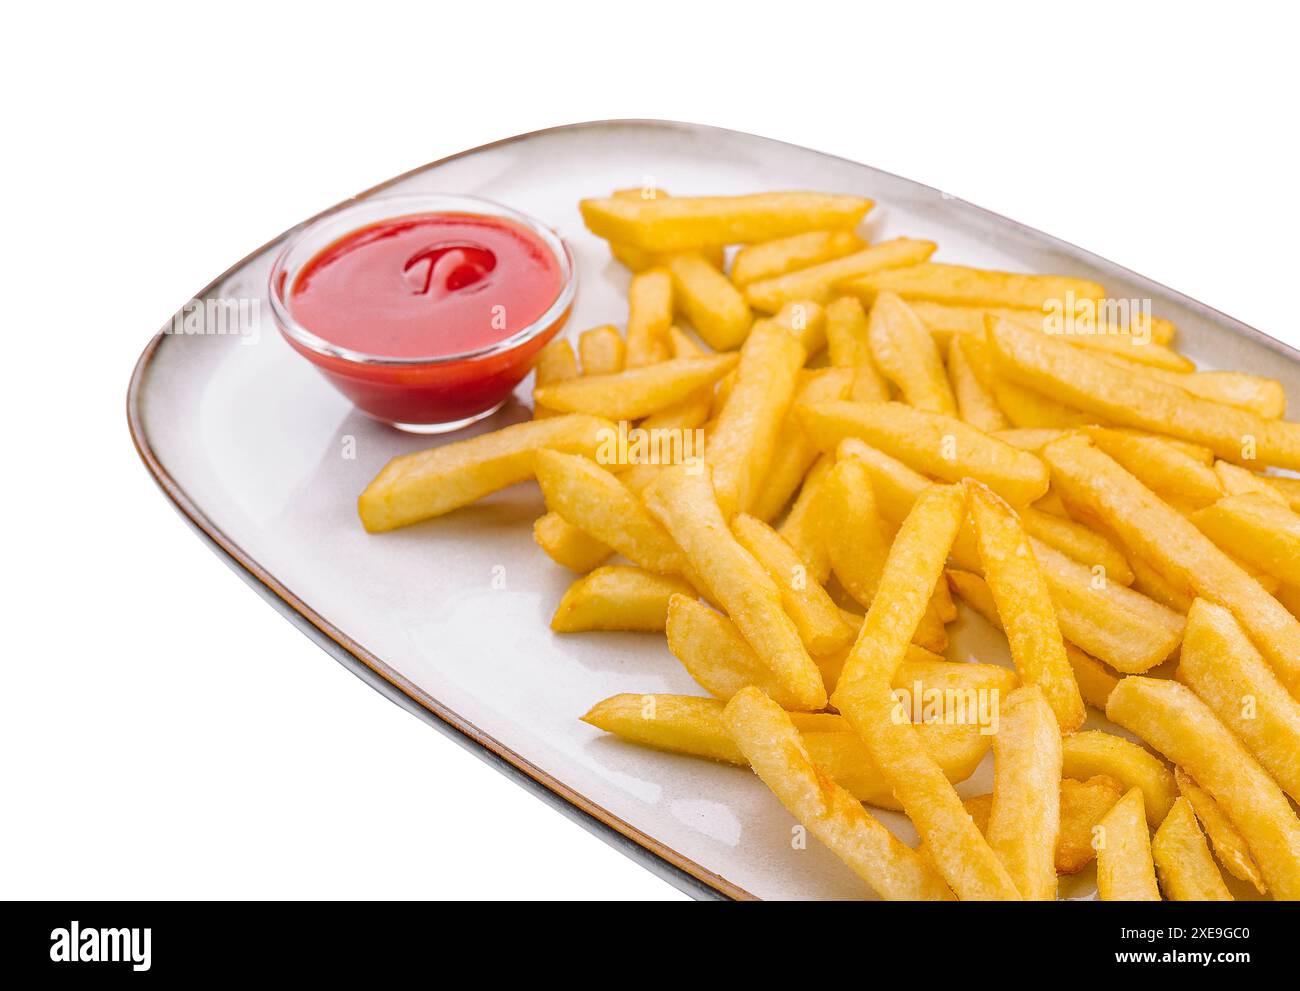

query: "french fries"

left=722, top=687, right=954, bottom=900
left=1107, top=677, right=1300, bottom=899
left=868, top=292, right=956, bottom=414
left=967, top=482, right=1085, bottom=731
left=358, top=182, right=1300, bottom=901
left=1096, top=787, right=1161, bottom=901
left=581, top=191, right=873, bottom=253
left=730, top=229, right=865, bottom=287
left=643, top=466, right=827, bottom=710
left=533, top=353, right=736, bottom=420
left=1178, top=599, right=1300, bottom=801
left=359, top=413, right=613, bottom=532
left=707, top=324, right=804, bottom=518
left=745, top=238, right=938, bottom=313
left=799, top=401, right=1050, bottom=505
left=987, top=686, right=1062, bottom=900
left=1044, top=434, right=1300, bottom=695
left=551, top=567, right=694, bottom=632
left=1152, top=798, right=1233, bottom=901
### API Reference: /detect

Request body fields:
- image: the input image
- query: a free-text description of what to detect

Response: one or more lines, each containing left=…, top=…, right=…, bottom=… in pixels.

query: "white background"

left=2, top=2, right=1296, bottom=900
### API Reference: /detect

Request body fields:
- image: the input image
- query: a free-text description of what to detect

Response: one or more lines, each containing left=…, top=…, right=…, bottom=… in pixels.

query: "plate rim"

left=126, top=118, right=1300, bottom=903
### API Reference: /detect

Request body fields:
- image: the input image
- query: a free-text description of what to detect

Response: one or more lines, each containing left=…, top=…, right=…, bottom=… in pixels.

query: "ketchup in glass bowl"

left=269, top=193, right=575, bottom=432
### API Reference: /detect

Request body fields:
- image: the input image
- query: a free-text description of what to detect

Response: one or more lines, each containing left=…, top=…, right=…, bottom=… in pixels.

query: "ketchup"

left=276, top=209, right=571, bottom=430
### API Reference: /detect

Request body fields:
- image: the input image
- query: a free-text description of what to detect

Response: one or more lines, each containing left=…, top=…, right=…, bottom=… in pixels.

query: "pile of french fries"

left=358, top=188, right=1300, bottom=901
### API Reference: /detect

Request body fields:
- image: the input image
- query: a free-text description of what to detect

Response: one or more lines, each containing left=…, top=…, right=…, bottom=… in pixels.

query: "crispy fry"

left=1152, top=797, right=1233, bottom=901
left=949, top=333, right=1008, bottom=431
left=1179, top=599, right=1300, bottom=801
left=732, top=514, right=854, bottom=656
left=1106, top=677, right=1300, bottom=899
left=745, top=238, right=937, bottom=313
left=534, top=353, right=737, bottom=420
left=708, top=324, right=805, bottom=518
left=1057, top=777, right=1125, bottom=874
left=868, top=292, right=957, bottom=414
left=606, top=187, right=724, bottom=271
left=577, top=324, right=625, bottom=376
left=824, top=295, right=890, bottom=401
left=625, top=268, right=673, bottom=366
left=967, top=482, right=1085, bottom=731
left=1101, top=361, right=1287, bottom=419
left=799, top=400, right=1050, bottom=505
left=993, top=316, right=1300, bottom=470
left=730, top=229, right=866, bottom=287
left=722, top=688, right=954, bottom=900
left=533, top=335, right=579, bottom=418
left=750, top=368, right=854, bottom=522
left=643, top=466, right=826, bottom=710
left=581, top=191, right=873, bottom=253
left=987, top=686, right=1062, bottom=900
left=666, top=251, right=753, bottom=350
left=581, top=693, right=747, bottom=763
left=551, top=566, right=694, bottom=632
left=1061, top=731, right=1176, bottom=826
left=359, top=413, right=613, bottom=532
left=1044, top=434, right=1300, bottom=695
left=1085, top=427, right=1224, bottom=511
left=777, top=455, right=835, bottom=583
left=844, top=262, right=1105, bottom=310
left=912, top=299, right=1176, bottom=350
left=1174, top=768, right=1267, bottom=894
left=833, top=485, right=1021, bottom=899
left=533, top=511, right=611, bottom=572
left=767, top=299, right=826, bottom=356
left=1096, top=787, right=1160, bottom=901
left=534, top=450, right=683, bottom=573
left=1192, top=493, right=1300, bottom=585
left=1020, top=506, right=1134, bottom=585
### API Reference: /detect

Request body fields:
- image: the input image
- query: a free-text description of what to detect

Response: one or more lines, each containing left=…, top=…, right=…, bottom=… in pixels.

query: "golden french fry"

left=1057, top=777, right=1125, bottom=874
left=533, top=511, right=611, bottom=572
left=581, top=693, right=747, bottom=763
left=1260, top=473, right=1300, bottom=511
left=577, top=324, right=625, bottom=376
left=581, top=191, right=873, bottom=253
left=777, top=455, right=834, bottom=583
left=667, top=325, right=707, bottom=358
left=745, top=238, right=937, bottom=313
left=1061, top=731, right=1176, bottom=826
left=992, top=428, right=1070, bottom=451
left=666, top=251, right=753, bottom=350
left=750, top=367, right=854, bottom=522
left=730, top=229, right=866, bottom=287
left=1044, top=434, right=1300, bottom=695
left=1152, top=797, right=1233, bottom=901
left=534, top=353, right=737, bottom=420
left=625, top=268, right=673, bottom=367
left=708, top=324, right=805, bottom=518
left=722, top=687, right=954, bottom=900
left=1096, top=787, right=1160, bottom=901
left=967, top=482, right=1085, bottom=732
left=799, top=400, right=1050, bottom=505
left=1192, top=493, right=1300, bottom=585
left=1099, top=360, right=1286, bottom=419
left=1030, top=538, right=1184, bottom=674
left=1020, top=506, right=1134, bottom=585
left=1107, top=676, right=1300, bottom=899
left=1086, top=427, right=1223, bottom=511
left=1063, top=333, right=1193, bottom=373
left=551, top=566, right=694, bottom=632
left=533, top=335, right=579, bottom=418
left=1175, top=768, right=1267, bottom=894
left=992, top=316, right=1300, bottom=470
left=868, top=291, right=956, bottom=414
left=767, top=299, right=826, bottom=355
left=833, top=485, right=1021, bottom=900
left=987, top=686, right=1062, bottom=900
left=733, top=514, right=854, bottom=656
left=1179, top=599, right=1300, bottom=801
left=825, top=295, right=890, bottom=401
left=606, top=187, right=724, bottom=272
left=643, top=466, right=826, bottom=710
left=1216, top=460, right=1291, bottom=503
left=359, top=413, right=614, bottom=532
left=843, top=262, right=1105, bottom=310
left=949, top=333, right=1008, bottom=431
left=534, top=449, right=684, bottom=572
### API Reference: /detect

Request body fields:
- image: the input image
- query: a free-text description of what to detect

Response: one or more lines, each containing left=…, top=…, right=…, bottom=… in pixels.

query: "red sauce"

left=278, top=211, right=570, bottom=427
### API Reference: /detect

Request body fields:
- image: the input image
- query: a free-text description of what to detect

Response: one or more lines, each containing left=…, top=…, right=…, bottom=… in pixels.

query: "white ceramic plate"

left=129, top=120, right=1300, bottom=900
